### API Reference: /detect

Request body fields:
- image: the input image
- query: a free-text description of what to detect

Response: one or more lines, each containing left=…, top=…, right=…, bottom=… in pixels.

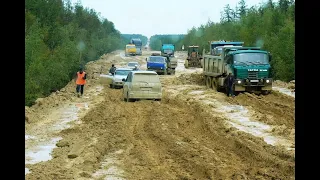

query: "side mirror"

left=269, top=53, right=272, bottom=61
left=122, top=78, right=126, bottom=82
left=109, top=73, right=112, bottom=76
left=145, top=58, right=147, bottom=61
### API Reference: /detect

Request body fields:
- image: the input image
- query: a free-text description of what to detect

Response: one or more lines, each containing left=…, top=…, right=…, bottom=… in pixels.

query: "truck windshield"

left=149, top=56, right=165, bottom=63
left=164, top=49, right=173, bottom=54
left=131, top=40, right=142, bottom=46
left=233, top=53, right=269, bottom=65
left=115, top=70, right=131, bottom=76
left=127, top=46, right=135, bottom=49
left=215, top=48, right=222, bottom=55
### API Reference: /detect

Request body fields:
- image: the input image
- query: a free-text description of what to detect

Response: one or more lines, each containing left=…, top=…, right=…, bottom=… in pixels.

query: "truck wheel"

left=206, top=76, right=212, bottom=88
left=184, top=61, right=188, bottom=68
left=110, top=84, right=114, bottom=89
left=212, top=78, right=222, bottom=92
left=261, top=90, right=270, bottom=95
left=164, top=70, right=167, bottom=75
left=211, top=78, right=216, bottom=90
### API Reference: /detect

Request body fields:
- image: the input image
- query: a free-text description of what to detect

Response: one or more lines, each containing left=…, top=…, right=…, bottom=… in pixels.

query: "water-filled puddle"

left=215, top=105, right=294, bottom=150
left=189, top=90, right=204, bottom=95
left=272, top=87, right=295, bottom=98
left=25, top=103, right=89, bottom=175
left=25, top=168, right=30, bottom=175
left=92, top=149, right=125, bottom=180
left=25, top=135, right=35, bottom=140
left=25, top=137, right=62, bottom=164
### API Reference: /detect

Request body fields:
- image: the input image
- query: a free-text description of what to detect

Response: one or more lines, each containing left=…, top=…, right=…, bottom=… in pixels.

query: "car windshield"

left=133, top=74, right=160, bottom=83
left=128, top=62, right=138, bottom=67
left=115, top=70, right=131, bottom=76
left=149, top=56, right=165, bottom=63
left=233, top=53, right=269, bottom=65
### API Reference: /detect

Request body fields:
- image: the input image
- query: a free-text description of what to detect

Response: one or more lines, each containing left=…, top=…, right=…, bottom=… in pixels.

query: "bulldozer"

left=184, top=45, right=202, bottom=68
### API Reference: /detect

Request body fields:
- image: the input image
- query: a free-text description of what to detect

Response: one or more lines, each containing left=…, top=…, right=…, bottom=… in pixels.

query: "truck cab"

left=201, top=41, right=244, bottom=67
left=161, top=44, right=175, bottom=57
left=130, top=38, right=142, bottom=55
left=125, top=44, right=137, bottom=56
left=146, top=56, right=167, bottom=75
left=202, top=46, right=273, bottom=95
left=207, top=41, right=244, bottom=55
left=224, top=47, right=273, bottom=94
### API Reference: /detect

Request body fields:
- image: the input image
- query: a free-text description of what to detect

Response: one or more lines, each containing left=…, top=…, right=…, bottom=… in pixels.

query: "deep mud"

left=25, top=51, right=295, bottom=179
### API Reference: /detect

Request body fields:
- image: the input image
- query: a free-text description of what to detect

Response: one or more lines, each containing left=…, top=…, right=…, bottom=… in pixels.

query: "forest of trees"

left=25, top=0, right=127, bottom=106
left=176, top=0, right=295, bottom=82
left=149, top=35, right=185, bottom=51
left=120, top=34, right=148, bottom=47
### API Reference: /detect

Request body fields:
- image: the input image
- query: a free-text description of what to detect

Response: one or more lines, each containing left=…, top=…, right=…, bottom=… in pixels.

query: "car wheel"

left=123, top=89, right=127, bottom=101
left=126, top=92, right=131, bottom=102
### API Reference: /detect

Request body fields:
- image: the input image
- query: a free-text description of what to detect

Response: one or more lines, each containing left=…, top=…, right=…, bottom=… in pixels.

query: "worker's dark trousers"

left=227, top=86, right=233, bottom=96
left=76, top=84, right=85, bottom=95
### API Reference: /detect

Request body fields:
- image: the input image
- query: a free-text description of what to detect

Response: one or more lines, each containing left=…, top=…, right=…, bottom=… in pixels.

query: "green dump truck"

left=202, top=46, right=273, bottom=95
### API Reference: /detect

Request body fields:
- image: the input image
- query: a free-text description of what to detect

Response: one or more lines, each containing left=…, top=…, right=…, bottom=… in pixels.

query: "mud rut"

left=25, top=51, right=295, bottom=180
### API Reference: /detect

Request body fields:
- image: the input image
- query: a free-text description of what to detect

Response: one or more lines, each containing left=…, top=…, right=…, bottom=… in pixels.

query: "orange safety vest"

left=76, top=72, right=86, bottom=85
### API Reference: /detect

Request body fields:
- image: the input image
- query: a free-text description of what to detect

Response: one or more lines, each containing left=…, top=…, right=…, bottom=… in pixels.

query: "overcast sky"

left=70, top=0, right=270, bottom=38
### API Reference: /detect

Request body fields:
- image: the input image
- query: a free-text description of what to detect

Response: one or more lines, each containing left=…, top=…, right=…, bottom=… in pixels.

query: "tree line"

left=25, top=0, right=137, bottom=106
left=120, top=34, right=148, bottom=47
left=149, top=35, right=185, bottom=51
left=177, top=0, right=295, bottom=82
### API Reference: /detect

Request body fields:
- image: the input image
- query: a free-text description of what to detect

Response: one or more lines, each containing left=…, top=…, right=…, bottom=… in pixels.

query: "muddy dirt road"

left=25, top=50, right=295, bottom=179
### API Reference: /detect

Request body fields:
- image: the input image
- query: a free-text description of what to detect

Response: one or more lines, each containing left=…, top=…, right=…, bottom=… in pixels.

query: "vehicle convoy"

left=202, top=45, right=273, bottom=95
left=99, top=68, right=132, bottom=88
left=201, top=41, right=244, bottom=67
left=126, top=62, right=140, bottom=70
left=130, top=38, right=142, bottom=55
left=122, top=70, right=162, bottom=102
left=146, top=54, right=176, bottom=75
left=125, top=44, right=137, bottom=56
left=184, top=45, right=203, bottom=68
left=161, top=44, right=175, bottom=57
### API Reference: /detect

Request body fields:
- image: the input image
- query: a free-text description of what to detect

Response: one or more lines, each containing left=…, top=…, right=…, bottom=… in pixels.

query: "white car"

left=100, top=68, right=132, bottom=88
left=126, top=62, right=140, bottom=70
left=122, top=71, right=162, bottom=102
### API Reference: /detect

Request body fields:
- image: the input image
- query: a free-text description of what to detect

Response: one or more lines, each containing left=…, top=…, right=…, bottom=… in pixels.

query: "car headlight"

left=237, top=80, right=241, bottom=84
left=266, top=79, right=270, bottom=83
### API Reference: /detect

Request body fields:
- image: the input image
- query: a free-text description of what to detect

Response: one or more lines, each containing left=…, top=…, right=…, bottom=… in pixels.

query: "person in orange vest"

left=76, top=67, right=87, bottom=97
